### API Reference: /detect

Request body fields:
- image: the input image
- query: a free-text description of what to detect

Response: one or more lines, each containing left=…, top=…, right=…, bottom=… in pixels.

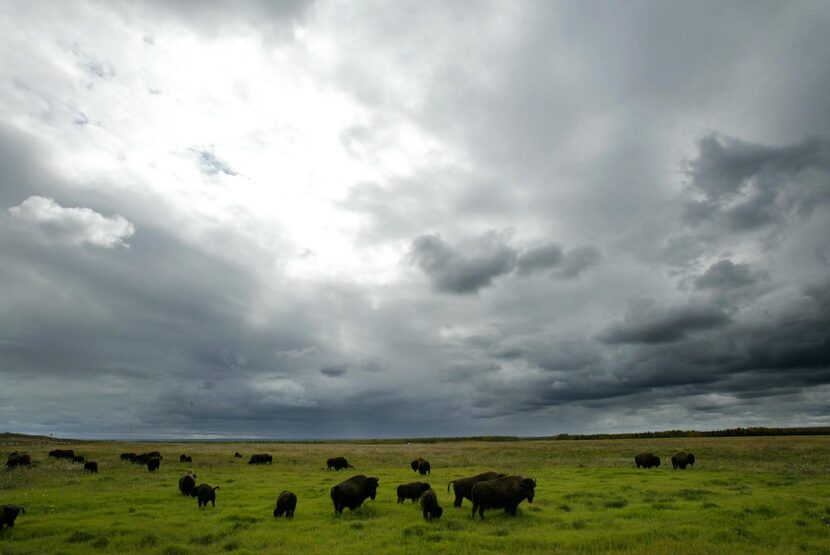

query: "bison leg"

left=454, top=494, right=463, bottom=508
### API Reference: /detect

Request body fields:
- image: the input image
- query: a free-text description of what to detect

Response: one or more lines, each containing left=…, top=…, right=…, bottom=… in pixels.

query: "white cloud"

left=8, top=196, right=135, bottom=248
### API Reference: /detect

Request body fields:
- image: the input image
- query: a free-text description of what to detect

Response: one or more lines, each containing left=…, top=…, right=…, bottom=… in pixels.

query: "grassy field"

left=1, top=436, right=829, bottom=554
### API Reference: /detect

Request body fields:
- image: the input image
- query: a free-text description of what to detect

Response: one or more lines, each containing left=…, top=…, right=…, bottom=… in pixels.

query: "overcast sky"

left=1, top=1, right=829, bottom=439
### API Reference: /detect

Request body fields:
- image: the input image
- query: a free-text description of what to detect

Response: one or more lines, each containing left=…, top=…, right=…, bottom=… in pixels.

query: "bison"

left=635, top=452, right=661, bottom=469
left=470, top=475, right=536, bottom=519
left=5, top=452, right=31, bottom=470
left=249, top=454, right=273, bottom=465
left=273, top=490, right=297, bottom=518
left=327, top=456, right=354, bottom=471
left=420, top=488, right=443, bottom=522
left=83, top=461, right=98, bottom=473
left=132, top=452, right=160, bottom=465
left=196, top=484, right=219, bottom=507
left=397, top=482, right=431, bottom=503
left=447, top=471, right=506, bottom=508
left=179, top=470, right=197, bottom=496
left=179, top=454, right=192, bottom=463
left=234, top=452, right=242, bottom=458
left=330, top=475, right=379, bottom=514
left=671, top=451, right=695, bottom=470
left=410, top=458, right=425, bottom=471
left=147, top=457, right=161, bottom=472
left=120, top=453, right=137, bottom=462
left=48, top=449, right=74, bottom=460
left=417, top=460, right=431, bottom=475
left=72, top=455, right=85, bottom=464
left=0, top=505, right=25, bottom=529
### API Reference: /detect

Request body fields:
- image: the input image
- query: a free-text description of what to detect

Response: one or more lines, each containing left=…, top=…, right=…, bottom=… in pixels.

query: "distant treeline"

left=543, top=427, right=830, bottom=441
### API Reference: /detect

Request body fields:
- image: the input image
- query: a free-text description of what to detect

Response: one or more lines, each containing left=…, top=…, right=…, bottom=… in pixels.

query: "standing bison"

left=635, top=453, right=661, bottom=469
left=397, top=482, right=431, bottom=503
left=327, top=456, right=353, bottom=471
left=179, top=454, right=192, bottom=463
left=0, top=505, right=25, bottom=529
left=447, top=471, right=506, bottom=508
left=179, top=471, right=197, bottom=496
left=420, top=488, right=443, bottom=522
left=147, top=457, right=161, bottom=472
left=410, top=457, right=431, bottom=473
left=83, top=461, right=98, bottom=474
left=330, top=475, right=379, bottom=514
left=49, top=449, right=74, bottom=460
left=120, top=453, right=137, bottom=462
left=273, top=491, right=297, bottom=518
left=671, top=451, right=695, bottom=470
left=5, top=453, right=31, bottom=470
left=470, top=475, right=536, bottom=519
left=196, top=484, right=220, bottom=507
left=249, top=454, right=273, bottom=465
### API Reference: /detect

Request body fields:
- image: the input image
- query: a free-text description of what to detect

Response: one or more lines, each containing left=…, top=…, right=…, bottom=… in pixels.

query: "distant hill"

left=0, top=432, right=77, bottom=445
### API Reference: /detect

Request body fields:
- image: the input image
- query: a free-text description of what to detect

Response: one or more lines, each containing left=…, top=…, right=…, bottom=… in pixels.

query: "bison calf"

left=471, top=475, right=536, bottom=519
left=397, top=482, right=431, bottom=504
left=273, top=490, right=297, bottom=518
left=635, top=452, right=661, bottom=469
left=0, top=505, right=25, bottom=529
left=83, top=461, right=98, bottom=473
left=330, top=475, right=378, bottom=514
left=196, top=484, right=220, bottom=507
left=420, top=488, right=443, bottom=522
left=448, top=471, right=505, bottom=508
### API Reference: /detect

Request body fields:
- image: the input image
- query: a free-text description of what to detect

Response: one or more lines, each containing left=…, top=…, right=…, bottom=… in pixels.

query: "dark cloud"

left=320, top=364, right=347, bottom=377
left=408, top=232, right=517, bottom=294
left=599, top=300, right=732, bottom=344
left=695, top=259, right=760, bottom=290
left=515, top=242, right=563, bottom=275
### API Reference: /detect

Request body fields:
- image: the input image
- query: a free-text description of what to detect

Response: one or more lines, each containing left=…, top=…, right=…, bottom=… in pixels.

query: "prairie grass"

left=1, top=436, right=829, bottom=554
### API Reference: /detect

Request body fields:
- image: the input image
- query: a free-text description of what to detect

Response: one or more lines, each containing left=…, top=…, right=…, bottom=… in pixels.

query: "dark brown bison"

left=417, top=460, right=431, bottom=475
left=273, top=490, right=297, bottom=518
left=397, top=482, right=431, bottom=503
left=671, top=451, right=695, bottom=470
left=420, top=488, right=443, bottom=522
left=635, top=452, right=661, bottom=469
left=48, top=449, right=74, bottom=460
left=410, top=458, right=425, bottom=471
left=72, top=455, right=85, bottom=464
left=132, top=452, right=161, bottom=465
left=179, top=454, right=192, bottom=463
left=120, top=453, right=137, bottom=462
left=447, top=471, right=506, bottom=508
left=249, top=454, right=272, bottom=465
left=147, top=457, right=161, bottom=472
left=234, top=452, right=242, bottom=458
left=179, top=470, right=197, bottom=496
left=5, top=452, right=31, bottom=470
left=83, top=461, right=98, bottom=473
left=327, top=456, right=354, bottom=471
left=196, top=484, right=219, bottom=507
left=470, top=475, right=536, bottom=519
left=0, top=505, right=25, bottom=529
left=330, top=475, right=379, bottom=514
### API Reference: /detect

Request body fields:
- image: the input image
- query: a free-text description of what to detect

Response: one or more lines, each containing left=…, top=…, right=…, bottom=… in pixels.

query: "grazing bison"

left=179, top=471, right=197, bottom=496
left=196, top=484, right=219, bottom=507
left=470, top=475, right=536, bottom=519
left=83, top=461, right=98, bottom=474
left=410, top=458, right=425, bottom=471
left=249, top=454, right=273, bottom=465
left=420, top=488, right=443, bottom=522
left=132, top=452, right=160, bottom=465
left=635, top=452, right=661, bottom=469
left=0, top=505, right=25, bottom=529
left=327, top=456, right=353, bottom=471
left=330, top=475, right=379, bottom=514
left=273, top=490, right=297, bottom=518
left=72, top=455, right=85, bottom=464
left=179, top=454, right=192, bottom=463
left=397, top=482, right=431, bottom=503
left=120, top=453, right=137, bottom=462
left=234, top=452, right=242, bottom=458
left=48, top=449, right=74, bottom=460
left=147, top=457, right=161, bottom=472
left=671, top=451, right=696, bottom=470
left=447, top=471, right=506, bottom=508
left=5, top=453, right=31, bottom=470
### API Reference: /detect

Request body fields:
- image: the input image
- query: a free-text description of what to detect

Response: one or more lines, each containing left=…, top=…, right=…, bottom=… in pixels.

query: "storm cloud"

left=1, top=1, right=829, bottom=438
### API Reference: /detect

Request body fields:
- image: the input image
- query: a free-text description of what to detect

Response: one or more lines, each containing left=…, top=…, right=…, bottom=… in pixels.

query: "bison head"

left=521, top=478, right=537, bottom=503
left=433, top=506, right=443, bottom=519
left=365, top=477, right=379, bottom=500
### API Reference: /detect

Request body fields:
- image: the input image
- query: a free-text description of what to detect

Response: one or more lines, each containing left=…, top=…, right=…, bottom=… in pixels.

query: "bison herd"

left=1, top=448, right=699, bottom=532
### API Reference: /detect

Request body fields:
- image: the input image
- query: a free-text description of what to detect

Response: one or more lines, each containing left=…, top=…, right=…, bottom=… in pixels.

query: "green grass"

left=1, top=436, right=830, bottom=554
